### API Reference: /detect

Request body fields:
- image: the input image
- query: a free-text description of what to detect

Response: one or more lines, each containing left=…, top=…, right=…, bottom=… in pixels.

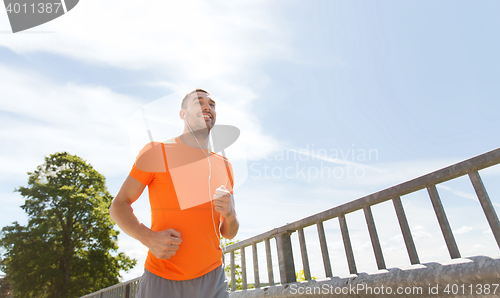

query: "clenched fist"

left=213, top=185, right=235, bottom=219
left=142, top=228, right=182, bottom=260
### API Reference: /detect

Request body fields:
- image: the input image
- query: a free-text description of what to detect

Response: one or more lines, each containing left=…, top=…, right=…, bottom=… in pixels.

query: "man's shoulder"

left=162, top=137, right=177, bottom=145
left=159, top=137, right=183, bottom=153
left=134, top=141, right=166, bottom=173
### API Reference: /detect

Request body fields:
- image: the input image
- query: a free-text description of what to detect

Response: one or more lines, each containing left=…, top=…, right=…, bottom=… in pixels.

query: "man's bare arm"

left=220, top=213, right=239, bottom=240
left=110, top=175, right=182, bottom=259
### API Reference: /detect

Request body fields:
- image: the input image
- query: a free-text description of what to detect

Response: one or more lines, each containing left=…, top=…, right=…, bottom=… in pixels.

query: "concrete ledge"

left=229, top=256, right=500, bottom=298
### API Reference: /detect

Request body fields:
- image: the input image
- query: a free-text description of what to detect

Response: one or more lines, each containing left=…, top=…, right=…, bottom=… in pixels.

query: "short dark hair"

left=181, top=88, right=210, bottom=109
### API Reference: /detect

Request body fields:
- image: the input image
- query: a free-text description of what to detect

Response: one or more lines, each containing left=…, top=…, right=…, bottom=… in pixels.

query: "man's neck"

left=180, top=130, right=211, bottom=150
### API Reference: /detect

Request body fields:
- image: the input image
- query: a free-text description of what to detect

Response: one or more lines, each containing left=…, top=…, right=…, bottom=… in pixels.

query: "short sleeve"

left=129, top=163, right=155, bottom=186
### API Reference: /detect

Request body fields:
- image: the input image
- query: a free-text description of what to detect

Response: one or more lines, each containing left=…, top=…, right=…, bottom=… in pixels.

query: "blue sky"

left=1, top=0, right=499, bottom=282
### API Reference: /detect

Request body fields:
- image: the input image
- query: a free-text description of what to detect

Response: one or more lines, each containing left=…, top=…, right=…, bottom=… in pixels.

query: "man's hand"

left=214, top=185, right=239, bottom=239
left=141, top=228, right=182, bottom=260
left=213, top=185, right=235, bottom=219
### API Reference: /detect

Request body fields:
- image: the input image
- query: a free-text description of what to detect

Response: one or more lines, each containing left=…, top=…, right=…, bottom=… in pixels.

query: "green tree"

left=0, top=152, right=136, bottom=298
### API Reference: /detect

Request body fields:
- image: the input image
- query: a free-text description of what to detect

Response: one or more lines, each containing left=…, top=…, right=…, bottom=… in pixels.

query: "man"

left=110, top=89, right=239, bottom=298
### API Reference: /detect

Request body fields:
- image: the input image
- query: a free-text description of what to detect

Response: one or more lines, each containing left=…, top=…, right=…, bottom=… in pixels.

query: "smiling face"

left=181, top=91, right=216, bottom=132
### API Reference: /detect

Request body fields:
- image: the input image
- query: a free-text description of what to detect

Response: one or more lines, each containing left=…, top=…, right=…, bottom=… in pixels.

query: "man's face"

left=183, top=92, right=216, bottom=131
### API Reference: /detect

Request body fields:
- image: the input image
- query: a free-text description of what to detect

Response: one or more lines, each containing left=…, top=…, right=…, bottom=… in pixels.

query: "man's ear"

left=179, top=110, right=185, bottom=119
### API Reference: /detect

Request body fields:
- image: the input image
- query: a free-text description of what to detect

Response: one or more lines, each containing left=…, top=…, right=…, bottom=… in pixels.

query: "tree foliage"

left=221, top=237, right=244, bottom=290
left=0, top=152, right=136, bottom=298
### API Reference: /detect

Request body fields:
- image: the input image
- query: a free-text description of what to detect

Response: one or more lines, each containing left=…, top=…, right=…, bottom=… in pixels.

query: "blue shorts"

left=135, top=265, right=229, bottom=298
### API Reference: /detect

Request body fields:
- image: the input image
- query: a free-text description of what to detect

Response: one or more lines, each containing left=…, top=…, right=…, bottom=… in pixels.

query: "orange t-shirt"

left=129, top=136, right=234, bottom=280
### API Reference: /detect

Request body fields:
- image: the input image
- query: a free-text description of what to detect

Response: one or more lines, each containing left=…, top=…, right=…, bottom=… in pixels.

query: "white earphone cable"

left=184, top=115, right=227, bottom=279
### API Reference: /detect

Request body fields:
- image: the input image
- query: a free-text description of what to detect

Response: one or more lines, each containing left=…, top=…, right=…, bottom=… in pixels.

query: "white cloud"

left=480, top=164, right=500, bottom=176
left=0, top=64, right=141, bottom=179
left=412, top=225, right=432, bottom=239
left=0, top=62, right=283, bottom=179
left=454, top=226, right=473, bottom=235
left=437, top=184, right=476, bottom=200
left=0, top=2, right=293, bottom=171
left=281, top=146, right=384, bottom=173
left=0, top=0, right=292, bottom=82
